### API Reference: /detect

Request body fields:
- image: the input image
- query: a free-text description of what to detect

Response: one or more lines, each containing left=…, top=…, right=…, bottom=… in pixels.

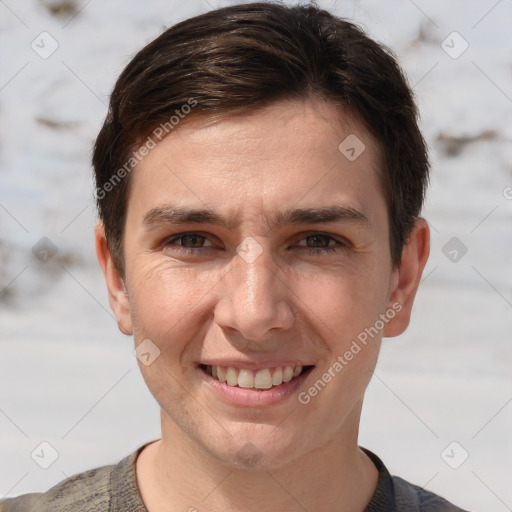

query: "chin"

left=199, top=422, right=313, bottom=471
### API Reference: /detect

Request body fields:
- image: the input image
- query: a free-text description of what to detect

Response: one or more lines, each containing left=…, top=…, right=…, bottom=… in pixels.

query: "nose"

left=214, top=247, right=295, bottom=342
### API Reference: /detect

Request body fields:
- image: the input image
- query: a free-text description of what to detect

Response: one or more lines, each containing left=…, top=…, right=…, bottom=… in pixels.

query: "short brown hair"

left=93, top=2, right=429, bottom=277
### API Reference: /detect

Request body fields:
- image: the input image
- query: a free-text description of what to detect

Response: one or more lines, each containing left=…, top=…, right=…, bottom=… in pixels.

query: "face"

left=97, top=98, right=428, bottom=470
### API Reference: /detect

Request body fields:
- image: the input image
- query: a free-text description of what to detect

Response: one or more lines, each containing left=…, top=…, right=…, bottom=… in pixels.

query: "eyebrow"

left=142, top=204, right=371, bottom=231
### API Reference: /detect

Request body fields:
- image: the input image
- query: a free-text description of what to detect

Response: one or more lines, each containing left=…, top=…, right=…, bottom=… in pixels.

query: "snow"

left=0, top=0, right=511, bottom=510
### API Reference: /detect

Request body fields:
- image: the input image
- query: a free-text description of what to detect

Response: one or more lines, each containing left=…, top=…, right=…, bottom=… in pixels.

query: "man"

left=1, top=2, right=467, bottom=511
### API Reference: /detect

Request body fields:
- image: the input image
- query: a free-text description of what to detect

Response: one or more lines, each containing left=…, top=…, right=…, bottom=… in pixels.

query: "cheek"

left=127, top=264, right=213, bottom=404
left=293, top=264, right=388, bottom=343
left=127, top=261, right=217, bottom=342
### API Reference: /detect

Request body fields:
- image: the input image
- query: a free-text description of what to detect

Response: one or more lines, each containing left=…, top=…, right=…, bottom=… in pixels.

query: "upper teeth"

left=206, top=365, right=303, bottom=389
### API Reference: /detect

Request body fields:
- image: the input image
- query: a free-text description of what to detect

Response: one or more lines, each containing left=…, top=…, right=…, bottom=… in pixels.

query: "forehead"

left=126, top=98, right=386, bottom=228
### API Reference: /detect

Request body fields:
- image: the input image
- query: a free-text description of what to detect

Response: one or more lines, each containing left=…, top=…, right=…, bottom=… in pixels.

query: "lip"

left=197, top=364, right=315, bottom=407
left=198, top=360, right=311, bottom=371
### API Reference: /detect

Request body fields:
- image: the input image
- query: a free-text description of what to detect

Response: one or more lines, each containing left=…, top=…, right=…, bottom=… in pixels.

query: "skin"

left=96, top=98, right=430, bottom=512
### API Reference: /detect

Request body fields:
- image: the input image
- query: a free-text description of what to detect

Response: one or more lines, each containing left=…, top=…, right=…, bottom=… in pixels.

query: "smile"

left=197, top=361, right=316, bottom=407
left=200, top=364, right=313, bottom=390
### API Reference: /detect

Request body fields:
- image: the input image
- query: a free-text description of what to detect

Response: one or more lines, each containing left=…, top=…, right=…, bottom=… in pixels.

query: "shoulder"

left=0, top=460, right=117, bottom=512
left=362, top=447, right=469, bottom=512
left=392, top=475, right=469, bottom=512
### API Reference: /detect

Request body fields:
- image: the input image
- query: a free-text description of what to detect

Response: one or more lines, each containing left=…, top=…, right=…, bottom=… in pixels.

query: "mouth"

left=199, top=363, right=315, bottom=391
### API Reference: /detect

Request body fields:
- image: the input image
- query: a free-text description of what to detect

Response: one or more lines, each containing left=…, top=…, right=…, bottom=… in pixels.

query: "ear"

left=383, top=218, right=430, bottom=338
left=95, top=222, right=133, bottom=335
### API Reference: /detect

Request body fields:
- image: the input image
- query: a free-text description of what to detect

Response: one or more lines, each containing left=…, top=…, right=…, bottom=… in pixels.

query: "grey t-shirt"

left=0, top=443, right=469, bottom=511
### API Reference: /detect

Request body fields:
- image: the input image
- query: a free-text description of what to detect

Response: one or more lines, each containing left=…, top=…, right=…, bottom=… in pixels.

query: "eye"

left=163, top=232, right=348, bottom=257
left=296, top=233, right=348, bottom=254
left=165, top=233, right=214, bottom=254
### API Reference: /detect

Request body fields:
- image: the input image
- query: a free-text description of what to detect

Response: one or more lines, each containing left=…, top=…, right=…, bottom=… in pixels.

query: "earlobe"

left=94, top=223, right=133, bottom=335
left=383, top=218, right=430, bottom=338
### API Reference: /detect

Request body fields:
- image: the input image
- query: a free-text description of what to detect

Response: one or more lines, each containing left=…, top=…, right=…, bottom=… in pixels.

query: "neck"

left=136, top=406, right=378, bottom=512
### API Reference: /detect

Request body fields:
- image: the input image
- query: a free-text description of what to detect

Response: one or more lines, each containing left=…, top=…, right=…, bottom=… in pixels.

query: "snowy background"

left=0, top=0, right=511, bottom=510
